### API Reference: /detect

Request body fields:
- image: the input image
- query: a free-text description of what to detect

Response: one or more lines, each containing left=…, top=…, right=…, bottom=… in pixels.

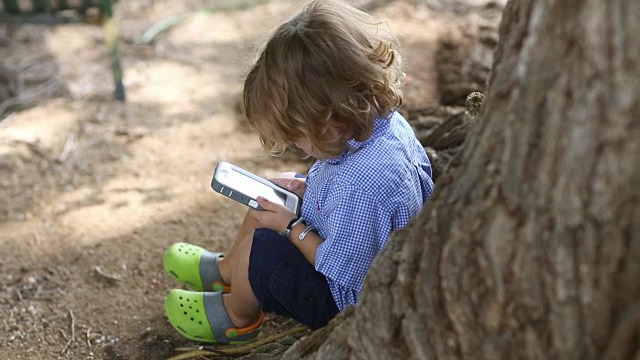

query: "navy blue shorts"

left=248, top=228, right=339, bottom=329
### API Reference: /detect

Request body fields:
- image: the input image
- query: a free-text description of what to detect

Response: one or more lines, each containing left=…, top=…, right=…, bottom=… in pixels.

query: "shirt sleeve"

left=314, top=182, right=394, bottom=296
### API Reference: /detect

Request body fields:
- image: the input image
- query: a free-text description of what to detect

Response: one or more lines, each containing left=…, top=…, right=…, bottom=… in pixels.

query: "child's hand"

left=273, top=171, right=299, bottom=178
left=270, top=177, right=307, bottom=199
left=249, top=196, right=297, bottom=234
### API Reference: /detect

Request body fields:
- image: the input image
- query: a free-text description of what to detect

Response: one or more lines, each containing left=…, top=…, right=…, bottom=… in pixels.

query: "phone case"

left=211, top=161, right=301, bottom=215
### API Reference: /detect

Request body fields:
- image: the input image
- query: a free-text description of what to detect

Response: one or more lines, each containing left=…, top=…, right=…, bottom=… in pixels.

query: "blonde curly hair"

left=243, top=0, right=404, bottom=157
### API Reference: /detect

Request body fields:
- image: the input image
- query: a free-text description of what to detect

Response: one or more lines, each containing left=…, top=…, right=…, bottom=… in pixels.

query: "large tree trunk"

left=280, top=0, right=640, bottom=359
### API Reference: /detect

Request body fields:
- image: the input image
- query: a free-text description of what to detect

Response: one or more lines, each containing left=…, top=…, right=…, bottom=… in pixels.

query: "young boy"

left=162, top=0, right=434, bottom=344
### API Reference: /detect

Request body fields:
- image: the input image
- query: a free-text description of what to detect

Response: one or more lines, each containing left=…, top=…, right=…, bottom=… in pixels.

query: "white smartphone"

left=211, top=161, right=301, bottom=215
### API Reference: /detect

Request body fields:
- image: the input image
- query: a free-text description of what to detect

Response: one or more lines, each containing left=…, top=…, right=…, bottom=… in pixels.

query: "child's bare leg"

left=223, top=232, right=261, bottom=327
left=217, top=209, right=258, bottom=284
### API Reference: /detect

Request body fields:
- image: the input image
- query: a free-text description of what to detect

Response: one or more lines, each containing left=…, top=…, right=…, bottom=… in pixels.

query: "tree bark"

left=280, top=0, right=640, bottom=359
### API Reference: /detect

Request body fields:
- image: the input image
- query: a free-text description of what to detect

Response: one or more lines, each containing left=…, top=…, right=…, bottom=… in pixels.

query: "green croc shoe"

left=163, top=242, right=231, bottom=293
left=165, top=289, right=264, bottom=344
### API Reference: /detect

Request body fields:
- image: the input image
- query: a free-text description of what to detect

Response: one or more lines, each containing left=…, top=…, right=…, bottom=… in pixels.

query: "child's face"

left=294, top=138, right=327, bottom=159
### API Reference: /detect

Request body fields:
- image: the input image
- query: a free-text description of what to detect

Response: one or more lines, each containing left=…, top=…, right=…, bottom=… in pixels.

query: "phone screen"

left=222, top=169, right=287, bottom=206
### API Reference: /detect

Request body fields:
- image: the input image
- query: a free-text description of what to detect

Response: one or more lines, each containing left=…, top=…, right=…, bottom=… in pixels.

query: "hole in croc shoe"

left=180, top=304, right=184, bottom=307
left=184, top=311, right=187, bottom=315
left=190, top=317, right=194, bottom=321
left=179, top=296, right=183, bottom=300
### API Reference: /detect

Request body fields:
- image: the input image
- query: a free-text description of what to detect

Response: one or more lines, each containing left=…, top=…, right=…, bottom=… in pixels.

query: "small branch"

left=60, top=309, right=75, bottom=354
left=213, top=326, right=307, bottom=355
left=0, top=77, right=61, bottom=119
left=56, top=132, right=77, bottom=163
left=273, top=318, right=295, bottom=333
left=94, top=266, right=122, bottom=284
left=86, top=327, right=92, bottom=347
left=140, top=0, right=270, bottom=44
left=14, top=289, right=23, bottom=301
left=168, top=326, right=308, bottom=360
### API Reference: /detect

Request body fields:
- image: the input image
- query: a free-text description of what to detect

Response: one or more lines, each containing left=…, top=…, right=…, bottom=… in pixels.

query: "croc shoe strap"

left=203, top=292, right=264, bottom=343
left=199, top=252, right=232, bottom=293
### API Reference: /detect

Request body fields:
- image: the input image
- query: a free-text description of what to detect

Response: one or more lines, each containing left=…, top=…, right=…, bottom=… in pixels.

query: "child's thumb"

left=256, top=196, right=271, bottom=209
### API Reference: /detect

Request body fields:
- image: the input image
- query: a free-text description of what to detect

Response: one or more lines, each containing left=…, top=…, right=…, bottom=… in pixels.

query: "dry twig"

left=60, top=309, right=75, bottom=354
left=0, top=77, right=61, bottom=119
left=94, top=266, right=122, bottom=284
left=56, top=132, right=78, bottom=163
left=169, top=326, right=308, bottom=359
left=86, top=327, right=92, bottom=347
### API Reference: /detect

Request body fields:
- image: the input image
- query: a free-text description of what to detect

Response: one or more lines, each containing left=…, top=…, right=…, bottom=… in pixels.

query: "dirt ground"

left=0, top=1, right=501, bottom=359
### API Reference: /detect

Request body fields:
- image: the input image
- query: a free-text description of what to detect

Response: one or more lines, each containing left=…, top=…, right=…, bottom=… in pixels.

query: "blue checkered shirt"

left=301, top=111, right=434, bottom=311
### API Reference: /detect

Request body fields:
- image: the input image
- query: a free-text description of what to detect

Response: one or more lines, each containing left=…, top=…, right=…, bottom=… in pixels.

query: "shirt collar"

left=326, top=115, right=391, bottom=165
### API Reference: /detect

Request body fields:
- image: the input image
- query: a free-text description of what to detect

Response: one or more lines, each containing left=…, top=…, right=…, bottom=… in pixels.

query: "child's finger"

left=256, top=196, right=272, bottom=210
left=288, top=179, right=305, bottom=191
left=270, top=178, right=290, bottom=188
left=277, top=172, right=298, bottom=178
